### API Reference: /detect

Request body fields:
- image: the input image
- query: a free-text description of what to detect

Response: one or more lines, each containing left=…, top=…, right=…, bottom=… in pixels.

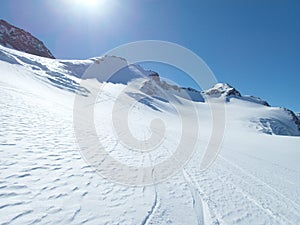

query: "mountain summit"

left=0, top=19, right=54, bottom=58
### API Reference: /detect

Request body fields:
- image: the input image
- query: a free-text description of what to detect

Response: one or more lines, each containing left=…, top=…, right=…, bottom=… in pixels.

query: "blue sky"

left=1, top=0, right=299, bottom=112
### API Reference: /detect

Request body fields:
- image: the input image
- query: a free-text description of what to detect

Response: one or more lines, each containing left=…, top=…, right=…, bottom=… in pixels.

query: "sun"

left=64, top=0, right=113, bottom=18
left=80, top=0, right=100, bottom=6
left=73, top=0, right=107, bottom=9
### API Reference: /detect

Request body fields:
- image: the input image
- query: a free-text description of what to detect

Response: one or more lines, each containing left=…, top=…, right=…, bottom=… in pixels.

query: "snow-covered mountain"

left=0, top=19, right=54, bottom=58
left=203, top=83, right=300, bottom=136
left=3, top=43, right=298, bottom=137
left=203, top=83, right=270, bottom=106
left=0, top=42, right=300, bottom=224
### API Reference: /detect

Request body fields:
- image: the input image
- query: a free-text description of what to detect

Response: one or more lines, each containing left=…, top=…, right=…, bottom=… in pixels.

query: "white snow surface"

left=0, top=45, right=300, bottom=224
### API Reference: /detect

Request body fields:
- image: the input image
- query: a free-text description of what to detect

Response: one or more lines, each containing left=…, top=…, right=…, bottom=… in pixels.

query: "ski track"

left=140, top=155, right=159, bottom=225
left=140, top=184, right=158, bottom=225
left=182, top=170, right=205, bottom=225
left=184, top=148, right=300, bottom=224
left=218, top=155, right=300, bottom=224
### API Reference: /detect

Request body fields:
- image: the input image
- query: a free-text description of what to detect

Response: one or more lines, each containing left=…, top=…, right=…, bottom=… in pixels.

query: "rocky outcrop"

left=282, top=108, right=300, bottom=132
left=203, top=83, right=241, bottom=97
left=203, top=83, right=270, bottom=106
left=0, top=19, right=54, bottom=58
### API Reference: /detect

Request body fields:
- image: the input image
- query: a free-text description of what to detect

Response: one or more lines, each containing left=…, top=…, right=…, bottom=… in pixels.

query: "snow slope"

left=0, top=45, right=300, bottom=224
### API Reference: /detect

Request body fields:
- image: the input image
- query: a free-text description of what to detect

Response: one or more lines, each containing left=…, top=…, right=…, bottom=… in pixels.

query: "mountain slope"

left=0, top=45, right=300, bottom=224
left=1, top=43, right=299, bottom=137
left=203, top=83, right=300, bottom=136
left=0, top=19, right=54, bottom=58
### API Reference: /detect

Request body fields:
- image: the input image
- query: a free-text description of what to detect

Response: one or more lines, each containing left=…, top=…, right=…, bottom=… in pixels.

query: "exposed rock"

left=203, top=83, right=241, bottom=97
left=282, top=108, right=300, bottom=132
left=0, top=19, right=54, bottom=58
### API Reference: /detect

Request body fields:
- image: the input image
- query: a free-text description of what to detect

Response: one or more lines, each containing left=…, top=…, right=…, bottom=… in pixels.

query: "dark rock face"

left=203, top=83, right=271, bottom=106
left=140, top=72, right=205, bottom=102
left=283, top=108, right=300, bottom=132
left=0, top=19, right=55, bottom=58
left=203, top=83, right=242, bottom=98
left=148, top=72, right=160, bottom=82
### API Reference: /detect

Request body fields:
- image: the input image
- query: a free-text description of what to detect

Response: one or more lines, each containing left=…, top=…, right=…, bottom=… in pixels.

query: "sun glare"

left=82, top=0, right=99, bottom=6
left=64, top=0, right=113, bottom=18
left=73, top=0, right=107, bottom=9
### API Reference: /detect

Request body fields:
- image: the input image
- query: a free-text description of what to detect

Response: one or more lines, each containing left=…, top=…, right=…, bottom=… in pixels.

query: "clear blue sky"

left=1, top=0, right=299, bottom=112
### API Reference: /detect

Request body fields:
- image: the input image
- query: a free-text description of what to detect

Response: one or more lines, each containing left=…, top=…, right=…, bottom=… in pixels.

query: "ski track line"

left=222, top=146, right=300, bottom=190
left=214, top=160, right=292, bottom=224
left=157, top=144, right=207, bottom=224
left=184, top=144, right=299, bottom=225
left=140, top=185, right=158, bottom=225
left=219, top=155, right=300, bottom=212
left=183, top=167, right=227, bottom=225
left=139, top=155, right=159, bottom=225
left=182, top=170, right=205, bottom=225
left=218, top=155, right=300, bottom=223
left=160, top=144, right=224, bottom=225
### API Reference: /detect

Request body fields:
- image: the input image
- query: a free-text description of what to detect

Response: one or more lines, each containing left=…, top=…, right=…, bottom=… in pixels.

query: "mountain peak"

left=203, top=83, right=270, bottom=106
left=203, top=83, right=241, bottom=97
left=0, top=19, right=54, bottom=58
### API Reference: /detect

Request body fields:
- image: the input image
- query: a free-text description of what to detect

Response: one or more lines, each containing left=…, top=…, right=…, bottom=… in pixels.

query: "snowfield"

left=0, top=45, right=300, bottom=224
